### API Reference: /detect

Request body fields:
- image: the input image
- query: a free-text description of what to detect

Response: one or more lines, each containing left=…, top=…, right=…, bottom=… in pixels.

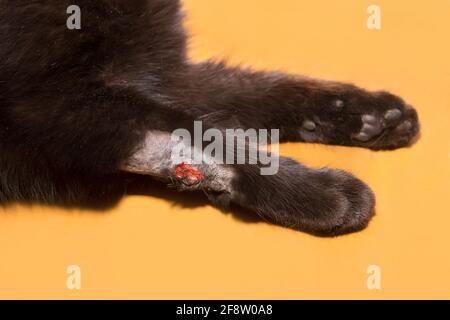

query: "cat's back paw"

left=232, top=158, right=376, bottom=237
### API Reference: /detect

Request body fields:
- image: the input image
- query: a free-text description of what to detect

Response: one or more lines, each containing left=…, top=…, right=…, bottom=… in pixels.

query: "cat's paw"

left=232, top=158, right=376, bottom=236
left=313, top=168, right=376, bottom=236
left=350, top=92, right=420, bottom=150
left=298, top=89, right=420, bottom=150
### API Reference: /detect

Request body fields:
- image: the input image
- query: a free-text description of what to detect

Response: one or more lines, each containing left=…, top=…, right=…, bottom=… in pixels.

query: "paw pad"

left=362, top=114, right=377, bottom=124
left=384, top=109, right=402, bottom=121
left=351, top=106, right=418, bottom=147
left=302, top=120, right=316, bottom=131
left=333, top=99, right=345, bottom=109
left=353, top=114, right=383, bottom=142
left=395, top=120, right=412, bottom=132
left=353, top=132, right=371, bottom=142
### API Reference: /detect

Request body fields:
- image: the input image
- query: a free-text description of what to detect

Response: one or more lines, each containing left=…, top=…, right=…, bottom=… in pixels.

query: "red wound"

left=175, top=163, right=204, bottom=182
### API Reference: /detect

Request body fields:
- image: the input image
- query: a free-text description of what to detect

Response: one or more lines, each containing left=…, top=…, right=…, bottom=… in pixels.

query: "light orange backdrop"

left=0, top=0, right=449, bottom=299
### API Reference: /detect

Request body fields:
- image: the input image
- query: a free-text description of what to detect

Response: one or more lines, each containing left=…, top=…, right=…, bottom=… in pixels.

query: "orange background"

left=0, top=0, right=449, bottom=299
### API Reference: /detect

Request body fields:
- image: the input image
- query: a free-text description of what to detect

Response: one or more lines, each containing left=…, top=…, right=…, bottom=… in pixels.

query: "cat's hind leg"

left=122, top=130, right=375, bottom=236
left=121, top=130, right=236, bottom=208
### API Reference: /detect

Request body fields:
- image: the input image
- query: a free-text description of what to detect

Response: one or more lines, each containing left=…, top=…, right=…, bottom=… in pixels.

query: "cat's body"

left=0, top=0, right=419, bottom=236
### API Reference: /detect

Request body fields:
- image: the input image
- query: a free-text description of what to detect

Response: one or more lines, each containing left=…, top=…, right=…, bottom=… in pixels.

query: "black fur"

left=0, top=0, right=420, bottom=236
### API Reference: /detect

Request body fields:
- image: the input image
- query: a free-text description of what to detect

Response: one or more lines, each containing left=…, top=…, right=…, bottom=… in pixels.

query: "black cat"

left=0, top=0, right=420, bottom=236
